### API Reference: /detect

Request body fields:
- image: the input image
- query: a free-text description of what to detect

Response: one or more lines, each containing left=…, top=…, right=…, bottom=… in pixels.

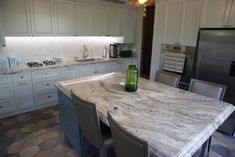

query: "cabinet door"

left=200, top=0, right=228, bottom=27
left=106, top=8, right=123, bottom=36
left=162, top=0, right=182, bottom=45
left=61, top=67, right=77, bottom=81
left=55, top=0, right=75, bottom=36
left=76, top=2, right=91, bottom=36
left=124, top=7, right=137, bottom=43
left=228, top=0, right=235, bottom=27
left=91, top=6, right=106, bottom=36
left=179, top=0, right=201, bottom=46
left=2, top=0, right=31, bottom=36
left=30, top=0, right=54, bottom=35
left=14, top=81, right=34, bottom=109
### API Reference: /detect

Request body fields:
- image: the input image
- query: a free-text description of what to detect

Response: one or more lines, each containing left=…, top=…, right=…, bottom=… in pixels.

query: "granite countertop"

left=55, top=73, right=235, bottom=157
left=0, top=57, right=135, bottom=75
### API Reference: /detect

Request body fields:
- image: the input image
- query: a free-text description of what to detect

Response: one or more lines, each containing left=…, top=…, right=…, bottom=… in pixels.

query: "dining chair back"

left=189, top=79, right=227, bottom=100
left=155, top=71, right=181, bottom=87
left=107, top=112, right=149, bottom=157
left=71, top=91, right=103, bottom=149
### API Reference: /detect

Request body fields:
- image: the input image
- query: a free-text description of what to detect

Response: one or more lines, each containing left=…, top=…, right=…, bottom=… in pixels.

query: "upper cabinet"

left=30, top=0, right=54, bottom=35
left=160, top=0, right=200, bottom=46
left=1, top=0, right=137, bottom=41
left=200, top=0, right=235, bottom=28
left=162, top=0, right=182, bottom=45
left=228, top=0, right=235, bottom=27
left=123, top=7, right=137, bottom=43
left=179, top=0, right=201, bottom=46
left=91, top=6, right=106, bottom=36
left=75, top=2, right=91, bottom=36
left=200, top=0, right=229, bottom=27
left=106, top=8, right=123, bottom=36
left=55, top=0, right=75, bottom=36
left=2, top=0, right=31, bottom=36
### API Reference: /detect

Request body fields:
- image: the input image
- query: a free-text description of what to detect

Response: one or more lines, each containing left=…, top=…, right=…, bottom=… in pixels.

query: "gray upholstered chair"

left=155, top=71, right=181, bottom=87
left=107, top=112, right=149, bottom=157
left=71, top=91, right=113, bottom=157
left=189, top=79, right=227, bottom=100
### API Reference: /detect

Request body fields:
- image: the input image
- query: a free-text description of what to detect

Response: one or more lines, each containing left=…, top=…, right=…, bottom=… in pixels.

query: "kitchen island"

left=55, top=73, right=235, bottom=157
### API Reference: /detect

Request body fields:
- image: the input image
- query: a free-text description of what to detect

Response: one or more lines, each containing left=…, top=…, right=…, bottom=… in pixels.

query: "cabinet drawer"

left=12, top=72, right=31, bottom=82
left=34, top=79, right=59, bottom=93
left=0, top=99, right=16, bottom=114
left=0, top=85, right=13, bottom=99
left=0, top=75, right=12, bottom=85
left=79, top=64, right=95, bottom=73
left=32, top=69, right=60, bottom=80
left=35, top=92, right=57, bottom=105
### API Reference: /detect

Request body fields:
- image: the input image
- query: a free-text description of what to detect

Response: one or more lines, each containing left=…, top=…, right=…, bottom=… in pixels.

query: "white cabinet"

left=79, top=64, right=96, bottom=78
left=159, top=0, right=200, bottom=46
left=178, top=0, right=201, bottom=46
left=30, top=0, right=54, bottom=35
left=12, top=73, right=34, bottom=109
left=106, top=8, right=123, bottom=36
left=91, top=6, right=106, bottom=36
left=200, top=0, right=230, bottom=27
left=123, top=7, right=137, bottom=43
left=0, top=75, right=16, bottom=114
left=75, top=2, right=91, bottom=36
left=162, top=0, right=182, bottom=45
left=228, top=0, right=235, bottom=27
left=55, top=0, right=75, bottom=35
left=61, top=66, right=78, bottom=81
left=2, top=0, right=31, bottom=36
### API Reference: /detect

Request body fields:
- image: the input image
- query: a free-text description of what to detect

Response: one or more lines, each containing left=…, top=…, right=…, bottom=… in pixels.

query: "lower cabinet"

left=0, top=58, right=137, bottom=118
left=12, top=73, right=35, bottom=109
left=0, top=75, right=16, bottom=114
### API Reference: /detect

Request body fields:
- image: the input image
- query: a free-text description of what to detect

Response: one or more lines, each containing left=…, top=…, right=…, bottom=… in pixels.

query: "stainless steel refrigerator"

left=195, top=28, right=235, bottom=135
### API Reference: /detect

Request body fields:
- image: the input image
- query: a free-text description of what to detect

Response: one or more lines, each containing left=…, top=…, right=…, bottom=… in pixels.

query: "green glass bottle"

left=125, top=64, right=139, bottom=92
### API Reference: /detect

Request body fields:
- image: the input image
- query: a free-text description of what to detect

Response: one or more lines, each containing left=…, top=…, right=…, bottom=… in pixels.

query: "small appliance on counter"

left=109, top=44, right=118, bottom=58
left=0, top=58, right=10, bottom=68
left=120, top=50, right=132, bottom=58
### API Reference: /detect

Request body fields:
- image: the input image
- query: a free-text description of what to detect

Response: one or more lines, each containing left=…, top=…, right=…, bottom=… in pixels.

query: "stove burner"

left=43, top=60, right=56, bottom=66
left=27, top=62, right=44, bottom=68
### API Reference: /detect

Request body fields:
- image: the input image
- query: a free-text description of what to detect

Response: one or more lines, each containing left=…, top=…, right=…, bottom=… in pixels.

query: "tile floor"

left=0, top=106, right=234, bottom=157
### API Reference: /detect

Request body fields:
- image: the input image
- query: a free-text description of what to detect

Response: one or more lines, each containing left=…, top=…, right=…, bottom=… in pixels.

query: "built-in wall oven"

left=159, top=44, right=196, bottom=90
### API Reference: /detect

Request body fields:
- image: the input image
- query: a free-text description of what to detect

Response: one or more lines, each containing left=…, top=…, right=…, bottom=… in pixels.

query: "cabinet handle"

left=20, top=76, right=24, bottom=79
left=46, top=83, right=50, bottom=86
left=48, top=96, right=51, bottom=99
left=45, top=73, right=48, bottom=75
left=0, top=106, right=2, bottom=109
left=94, top=71, right=98, bottom=74
left=19, top=82, right=27, bottom=86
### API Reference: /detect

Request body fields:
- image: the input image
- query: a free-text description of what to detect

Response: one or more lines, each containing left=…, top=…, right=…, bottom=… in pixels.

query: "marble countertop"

left=55, top=73, right=235, bottom=157
left=0, top=57, right=135, bottom=75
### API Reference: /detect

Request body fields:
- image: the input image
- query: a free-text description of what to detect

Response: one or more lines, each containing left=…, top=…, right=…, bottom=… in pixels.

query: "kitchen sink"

left=74, top=58, right=104, bottom=62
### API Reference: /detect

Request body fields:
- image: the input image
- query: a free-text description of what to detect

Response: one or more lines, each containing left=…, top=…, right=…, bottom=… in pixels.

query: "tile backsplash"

left=0, top=36, right=123, bottom=63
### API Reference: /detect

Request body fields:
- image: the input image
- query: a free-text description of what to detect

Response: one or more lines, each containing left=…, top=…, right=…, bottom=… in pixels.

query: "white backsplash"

left=0, top=36, right=124, bottom=63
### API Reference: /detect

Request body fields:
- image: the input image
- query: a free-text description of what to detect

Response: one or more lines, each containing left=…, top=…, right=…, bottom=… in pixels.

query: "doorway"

left=140, top=5, right=155, bottom=79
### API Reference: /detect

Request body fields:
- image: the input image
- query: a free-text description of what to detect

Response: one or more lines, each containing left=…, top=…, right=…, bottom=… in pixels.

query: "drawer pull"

left=20, top=76, right=24, bottom=79
left=46, top=83, right=50, bottom=86
left=48, top=96, right=51, bottom=99
left=45, top=73, right=48, bottom=75
left=0, top=106, right=2, bottom=109
left=19, top=82, right=27, bottom=86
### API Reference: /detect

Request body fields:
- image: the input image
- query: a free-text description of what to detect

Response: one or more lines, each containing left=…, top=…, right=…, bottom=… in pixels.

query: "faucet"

left=82, top=44, right=89, bottom=59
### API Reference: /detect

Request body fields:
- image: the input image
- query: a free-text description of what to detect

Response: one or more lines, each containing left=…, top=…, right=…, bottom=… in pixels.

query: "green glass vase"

left=125, top=64, right=139, bottom=92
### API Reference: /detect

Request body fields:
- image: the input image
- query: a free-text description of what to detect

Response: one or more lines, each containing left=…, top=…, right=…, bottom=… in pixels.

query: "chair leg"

left=80, top=136, right=85, bottom=157
left=99, top=148, right=107, bottom=157
left=200, top=136, right=212, bottom=157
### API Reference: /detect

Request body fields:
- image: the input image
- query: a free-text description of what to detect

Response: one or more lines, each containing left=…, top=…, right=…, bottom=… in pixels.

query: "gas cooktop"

left=27, top=60, right=56, bottom=68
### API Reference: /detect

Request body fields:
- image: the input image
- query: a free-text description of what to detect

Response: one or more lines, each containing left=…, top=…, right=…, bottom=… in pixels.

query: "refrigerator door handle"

left=196, top=55, right=202, bottom=79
